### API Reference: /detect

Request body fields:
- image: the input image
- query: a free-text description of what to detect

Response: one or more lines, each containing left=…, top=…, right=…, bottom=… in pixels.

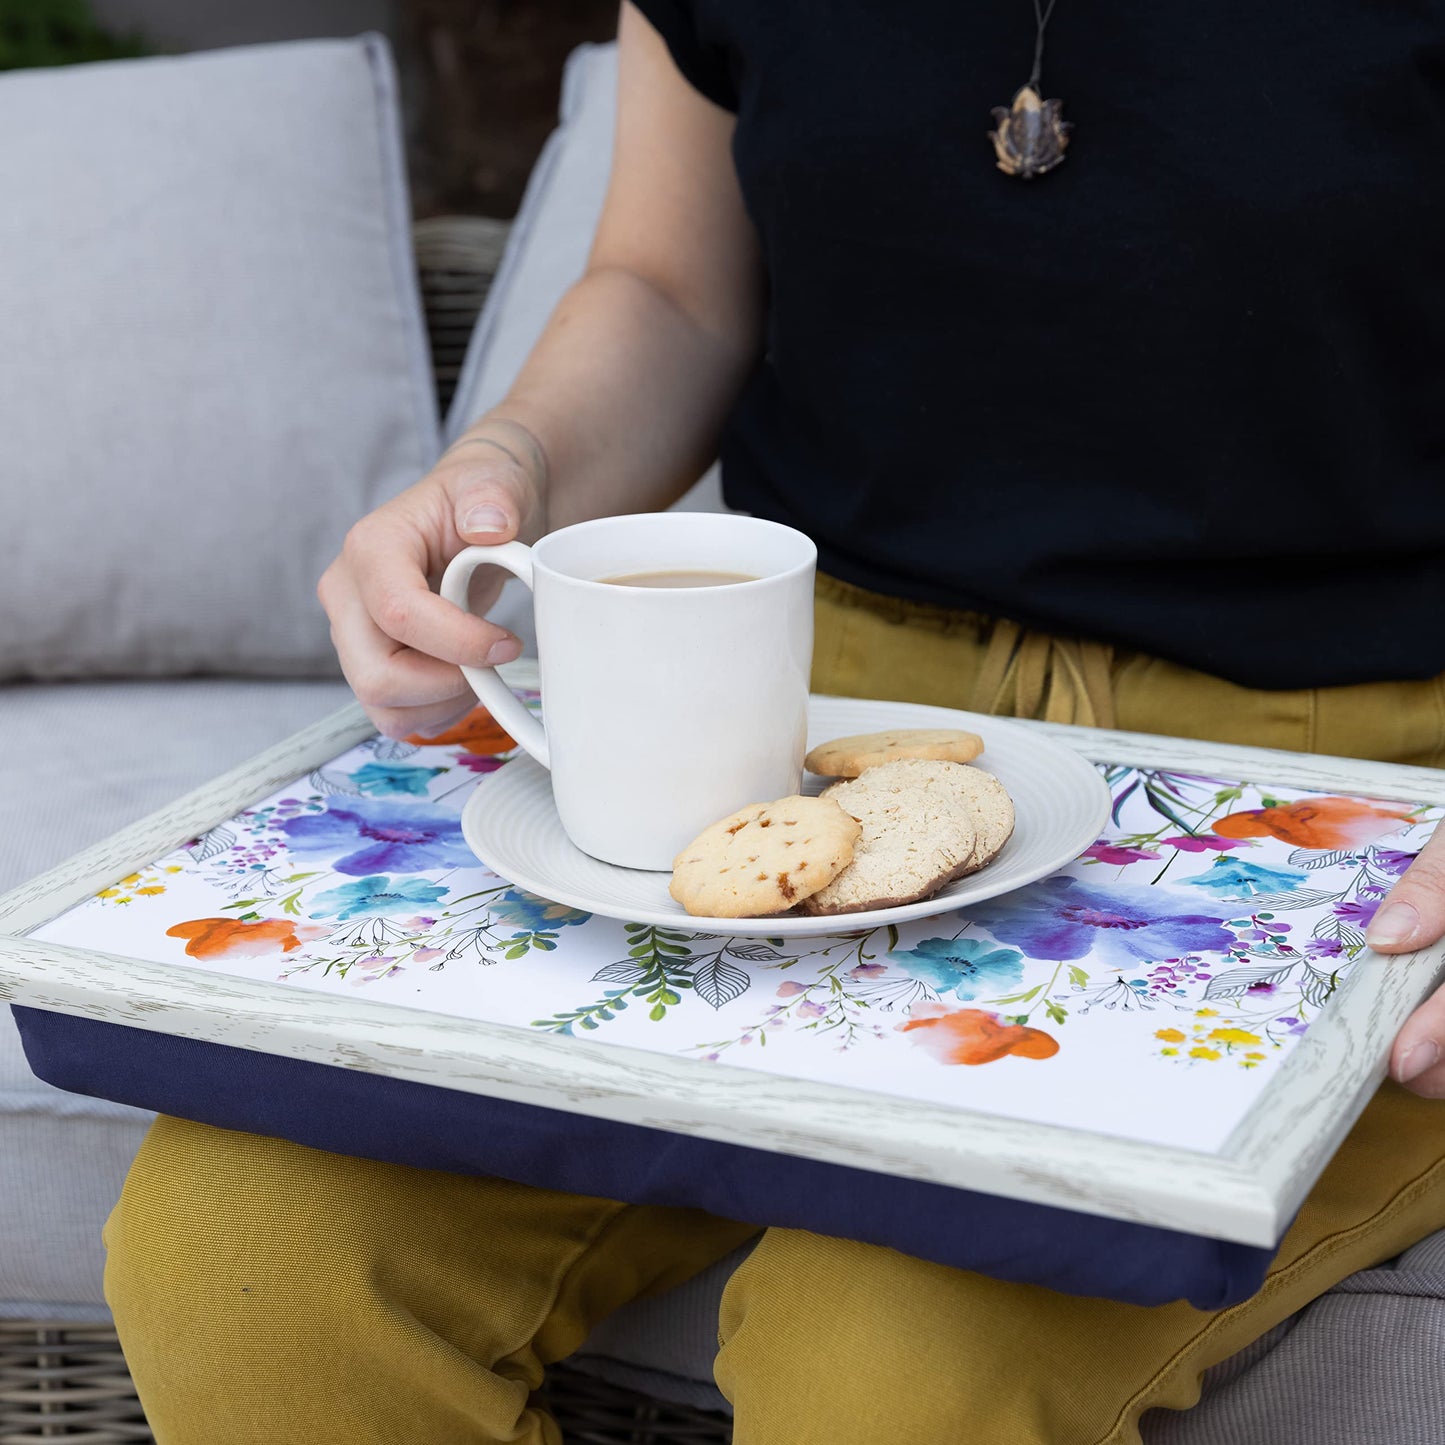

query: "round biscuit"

left=669, top=796, right=861, bottom=918
left=804, top=727, right=985, bottom=778
left=801, top=764, right=979, bottom=915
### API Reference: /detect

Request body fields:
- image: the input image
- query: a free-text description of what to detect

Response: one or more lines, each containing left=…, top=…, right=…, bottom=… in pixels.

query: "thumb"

left=442, top=427, right=545, bottom=545
left=1366, top=824, right=1445, bottom=953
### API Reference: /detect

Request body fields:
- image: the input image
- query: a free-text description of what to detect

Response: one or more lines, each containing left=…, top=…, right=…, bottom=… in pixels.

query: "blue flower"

left=310, top=875, right=448, bottom=921
left=282, top=798, right=474, bottom=876
left=1181, top=858, right=1308, bottom=899
left=891, top=937, right=1026, bottom=1001
left=349, top=762, right=444, bottom=798
left=490, top=888, right=591, bottom=932
left=965, top=877, right=1234, bottom=967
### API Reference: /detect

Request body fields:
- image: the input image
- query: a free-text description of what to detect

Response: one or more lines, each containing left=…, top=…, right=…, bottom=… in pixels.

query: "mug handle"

left=439, top=544, right=550, bottom=769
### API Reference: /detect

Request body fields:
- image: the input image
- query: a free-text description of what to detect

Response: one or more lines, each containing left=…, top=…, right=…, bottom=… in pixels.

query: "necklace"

left=988, top=0, right=1071, bottom=179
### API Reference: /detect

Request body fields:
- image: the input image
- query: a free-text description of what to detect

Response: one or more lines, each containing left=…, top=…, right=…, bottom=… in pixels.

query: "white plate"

left=461, top=695, right=1111, bottom=938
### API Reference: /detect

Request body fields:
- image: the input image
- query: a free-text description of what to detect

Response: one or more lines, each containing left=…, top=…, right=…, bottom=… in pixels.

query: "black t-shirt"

left=631, top=0, right=1445, bottom=689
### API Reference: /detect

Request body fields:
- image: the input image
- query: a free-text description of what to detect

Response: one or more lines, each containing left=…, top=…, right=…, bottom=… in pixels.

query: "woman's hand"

left=317, top=420, right=545, bottom=740
left=1367, top=825, right=1445, bottom=1097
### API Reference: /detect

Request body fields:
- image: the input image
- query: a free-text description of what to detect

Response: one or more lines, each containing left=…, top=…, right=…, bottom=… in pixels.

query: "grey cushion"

left=0, top=677, right=352, bottom=1316
left=445, top=42, right=616, bottom=442
left=0, top=36, right=438, bottom=682
left=0, top=1005, right=149, bottom=1321
left=1141, top=1231, right=1445, bottom=1443
left=0, top=679, right=354, bottom=893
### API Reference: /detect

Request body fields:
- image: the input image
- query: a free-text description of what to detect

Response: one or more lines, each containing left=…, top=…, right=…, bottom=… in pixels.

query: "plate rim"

left=461, top=695, right=1112, bottom=937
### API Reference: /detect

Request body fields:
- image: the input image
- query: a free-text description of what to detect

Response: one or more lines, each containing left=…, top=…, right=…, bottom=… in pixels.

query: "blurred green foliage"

left=0, top=0, right=149, bottom=70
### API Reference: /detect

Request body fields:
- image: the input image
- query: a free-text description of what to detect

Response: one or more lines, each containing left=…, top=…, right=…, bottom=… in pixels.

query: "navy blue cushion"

left=13, top=1005, right=1276, bottom=1309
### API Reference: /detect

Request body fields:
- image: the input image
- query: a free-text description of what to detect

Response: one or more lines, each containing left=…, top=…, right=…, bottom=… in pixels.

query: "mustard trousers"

left=105, top=577, right=1445, bottom=1445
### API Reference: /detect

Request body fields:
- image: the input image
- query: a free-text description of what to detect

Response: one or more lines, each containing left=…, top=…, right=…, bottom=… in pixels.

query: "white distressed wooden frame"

left=3, top=661, right=1443, bottom=1248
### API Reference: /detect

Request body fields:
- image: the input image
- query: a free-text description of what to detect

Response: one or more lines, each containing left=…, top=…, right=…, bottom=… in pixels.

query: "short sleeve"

left=628, top=0, right=739, bottom=112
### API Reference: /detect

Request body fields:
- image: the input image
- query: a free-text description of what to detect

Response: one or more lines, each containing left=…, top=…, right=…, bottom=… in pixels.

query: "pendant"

left=989, top=85, right=1071, bottom=179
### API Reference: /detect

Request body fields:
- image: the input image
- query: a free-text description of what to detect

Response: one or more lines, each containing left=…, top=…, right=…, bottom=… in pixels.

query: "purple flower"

left=850, top=962, right=887, bottom=979
left=282, top=798, right=475, bottom=876
left=1373, top=848, right=1418, bottom=877
left=965, top=876, right=1235, bottom=967
left=1306, top=938, right=1345, bottom=960
left=1082, top=842, right=1162, bottom=865
left=797, top=1001, right=827, bottom=1020
left=1334, top=898, right=1381, bottom=927
left=1163, top=835, right=1255, bottom=853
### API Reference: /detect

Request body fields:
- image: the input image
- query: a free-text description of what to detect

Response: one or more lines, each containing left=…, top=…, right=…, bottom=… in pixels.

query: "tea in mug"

left=600, top=569, right=757, bottom=588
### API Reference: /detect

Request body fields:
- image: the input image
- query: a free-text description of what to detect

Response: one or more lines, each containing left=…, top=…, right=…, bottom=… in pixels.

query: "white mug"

left=441, top=512, right=816, bottom=870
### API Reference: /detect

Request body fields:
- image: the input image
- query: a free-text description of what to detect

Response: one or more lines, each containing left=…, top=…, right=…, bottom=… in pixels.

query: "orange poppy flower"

left=1211, top=796, right=1412, bottom=851
left=166, top=917, right=330, bottom=960
left=897, top=1004, right=1059, bottom=1065
left=406, top=707, right=515, bottom=756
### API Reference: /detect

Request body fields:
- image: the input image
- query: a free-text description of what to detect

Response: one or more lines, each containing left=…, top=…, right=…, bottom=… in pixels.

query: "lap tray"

left=6, top=667, right=1445, bottom=1308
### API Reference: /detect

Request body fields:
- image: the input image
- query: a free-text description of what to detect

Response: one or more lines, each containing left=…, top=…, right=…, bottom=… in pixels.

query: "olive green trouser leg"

left=104, top=1117, right=756, bottom=1445
left=715, top=1082, right=1445, bottom=1444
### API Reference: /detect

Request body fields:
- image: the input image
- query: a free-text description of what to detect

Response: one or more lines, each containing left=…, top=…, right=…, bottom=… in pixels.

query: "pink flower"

left=850, top=962, right=887, bottom=979
left=412, top=947, right=444, bottom=963
left=1083, top=842, right=1161, bottom=865
left=776, top=981, right=806, bottom=997
left=797, top=1001, right=827, bottom=1020
left=1163, top=835, right=1253, bottom=853
left=455, top=754, right=505, bottom=775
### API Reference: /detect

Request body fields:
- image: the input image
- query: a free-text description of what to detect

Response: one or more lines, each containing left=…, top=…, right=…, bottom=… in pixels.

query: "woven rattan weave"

left=413, top=214, right=512, bottom=414
left=0, top=1322, right=732, bottom=1444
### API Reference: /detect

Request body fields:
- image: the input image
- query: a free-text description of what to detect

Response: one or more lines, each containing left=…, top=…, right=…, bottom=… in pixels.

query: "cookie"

left=799, top=762, right=980, bottom=915
left=670, top=796, right=862, bottom=918
left=804, top=727, right=985, bottom=779
left=934, top=762, right=1016, bottom=875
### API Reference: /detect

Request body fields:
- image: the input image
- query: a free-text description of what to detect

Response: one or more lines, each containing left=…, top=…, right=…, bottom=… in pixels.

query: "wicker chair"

left=0, top=220, right=733, bottom=1445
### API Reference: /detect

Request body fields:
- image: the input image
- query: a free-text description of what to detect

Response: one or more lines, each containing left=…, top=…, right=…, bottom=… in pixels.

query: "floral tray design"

left=30, top=703, right=1439, bottom=1156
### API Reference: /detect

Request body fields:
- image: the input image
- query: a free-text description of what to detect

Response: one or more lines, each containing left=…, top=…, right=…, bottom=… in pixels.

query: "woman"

left=105, top=4, right=1445, bottom=1441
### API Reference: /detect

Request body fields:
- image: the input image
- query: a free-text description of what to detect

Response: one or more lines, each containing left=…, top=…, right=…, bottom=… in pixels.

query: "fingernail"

left=462, top=504, right=510, bottom=536
left=1367, top=901, right=1419, bottom=949
left=484, top=636, right=521, bottom=667
left=1398, top=1040, right=1440, bottom=1084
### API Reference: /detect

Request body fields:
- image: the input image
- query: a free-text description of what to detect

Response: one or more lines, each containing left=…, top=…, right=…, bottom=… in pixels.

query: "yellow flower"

left=1155, top=1028, right=1186, bottom=1043
left=1189, top=1046, right=1221, bottom=1061
left=1241, top=1060, right=1261, bottom=1069
left=115, top=896, right=133, bottom=905
left=120, top=874, right=141, bottom=885
left=97, top=888, right=119, bottom=898
left=164, top=865, right=184, bottom=874
left=1194, top=1008, right=1219, bottom=1018
left=135, top=885, right=167, bottom=896
left=1244, top=1052, right=1267, bottom=1060
left=1208, top=1027, right=1262, bottom=1047
left=1160, top=1047, right=1179, bottom=1056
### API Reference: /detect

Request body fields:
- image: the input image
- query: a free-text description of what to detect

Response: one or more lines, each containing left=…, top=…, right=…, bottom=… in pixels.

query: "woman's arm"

left=319, top=3, right=764, bottom=738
